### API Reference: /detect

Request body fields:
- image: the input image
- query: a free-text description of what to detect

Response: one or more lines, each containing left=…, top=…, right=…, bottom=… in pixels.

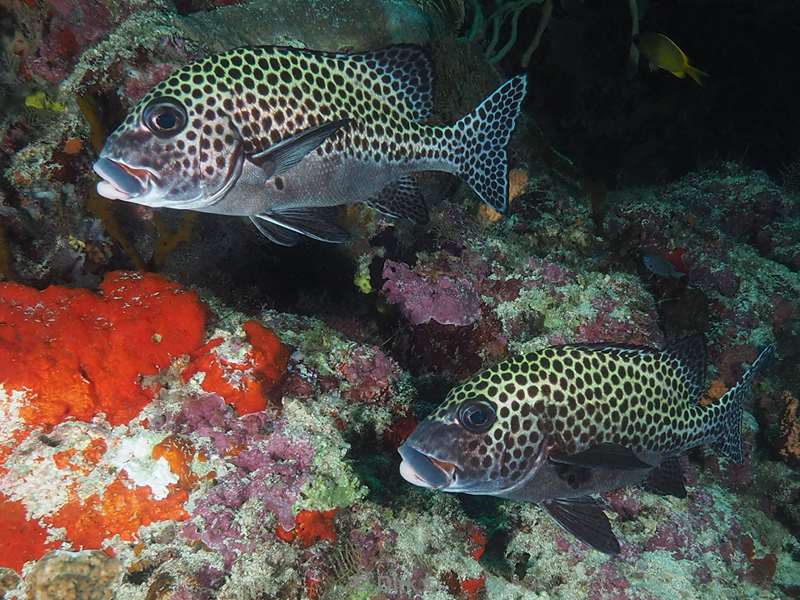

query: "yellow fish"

left=24, top=91, right=66, bottom=112
left=638, top=32, right=708, bottom=86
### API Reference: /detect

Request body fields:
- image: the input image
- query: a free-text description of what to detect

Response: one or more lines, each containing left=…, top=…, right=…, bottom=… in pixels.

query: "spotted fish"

left=399, top=337, right=774, bottom=553
left=93, top=45, right=528, bottom=245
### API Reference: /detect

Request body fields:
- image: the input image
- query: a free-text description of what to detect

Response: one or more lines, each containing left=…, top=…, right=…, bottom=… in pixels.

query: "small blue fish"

left=643, top=252, right=686, bottom=279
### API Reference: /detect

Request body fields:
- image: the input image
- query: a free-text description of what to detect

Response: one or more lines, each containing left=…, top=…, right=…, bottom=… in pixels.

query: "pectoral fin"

left=249, top=216, right=302, bottom=246
left=247, top=119, right=351, bottom=178
left=549, top=443, right=654, bottom=471
left=254, top=206, right=350, bottom=244
left=542, top=497, right=620, bottom=555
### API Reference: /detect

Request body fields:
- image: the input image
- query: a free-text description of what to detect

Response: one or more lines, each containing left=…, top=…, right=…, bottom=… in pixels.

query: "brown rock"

left=25, top=551, right=121, bottom=600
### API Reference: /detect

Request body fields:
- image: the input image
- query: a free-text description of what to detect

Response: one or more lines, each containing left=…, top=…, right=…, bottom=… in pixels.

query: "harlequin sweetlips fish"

left=399, top=337, right=774, bottom=554
left=93, top=45, right=528, bottom=245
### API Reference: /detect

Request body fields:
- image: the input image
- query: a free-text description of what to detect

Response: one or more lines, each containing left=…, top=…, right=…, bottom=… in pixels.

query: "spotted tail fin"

left=455, top=75, right=528, bottom=214
left=715, top=344, right=775, bottom=462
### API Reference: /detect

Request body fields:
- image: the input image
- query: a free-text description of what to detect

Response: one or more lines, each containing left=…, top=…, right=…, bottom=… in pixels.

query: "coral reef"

left=772, top=391, right=800, bottom=468
left=0, top=170, right=798, bottom=598
left=378, top=167, right=662, bottom=380
left=606, top=164, right=799, bottom=375
left=181, top=321, right=291, bottom=415
left=0, top=271, right=206, bottom=429
left=0, top=1, right=798, bottom=599
left=383, top=259, right=483, bottom=327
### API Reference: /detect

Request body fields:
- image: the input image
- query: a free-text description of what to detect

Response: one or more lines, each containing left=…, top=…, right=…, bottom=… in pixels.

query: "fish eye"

left=142, top=97, right=187, bottom=138
left=457, top=399, right=496, bottom=434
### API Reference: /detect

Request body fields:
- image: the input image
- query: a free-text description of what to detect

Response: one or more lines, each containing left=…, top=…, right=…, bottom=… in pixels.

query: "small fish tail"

left=713, top=344, right=775, bottom=462
left=454, top=75, right=528, bottom=214
left=684, top=64, right=708, bottom=86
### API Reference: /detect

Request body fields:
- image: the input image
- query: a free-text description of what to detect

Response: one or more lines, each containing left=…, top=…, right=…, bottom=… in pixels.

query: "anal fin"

left=542, top=497, right=620, bottom=554
left=366, top=175, right=428, bottom=224
left=254, top=206, right=350, bottom=244
left=644, top=456, right=686, bottom=498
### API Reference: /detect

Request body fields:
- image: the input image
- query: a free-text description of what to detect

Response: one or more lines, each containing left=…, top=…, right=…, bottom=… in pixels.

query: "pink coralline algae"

left=521, top=259, right=663, bottom=347
left=644, top=519, right=694, bottom=559
left=165, top=394, right=314, bottom=566
left=528, top=257, right=576, bottom=286
left=380, top=255, right=508, bottom=378
left=686, top=259, right=741, bottom=298
left=603, top=488, right=643, bottom=521
left=165, top=393, right=263, bottom=455
left=702, top=438, right=755, bottom=490
left=338, top=347, right=400, bottom=404
left=123, top=63, right=177, bottom=102
left=382, top=260, right=482, bottom=326
left=587, top=562, right=638, bottom=600
left=578, top=295, right=662, bottom=347
left=15, top=0, right=126, bottom=84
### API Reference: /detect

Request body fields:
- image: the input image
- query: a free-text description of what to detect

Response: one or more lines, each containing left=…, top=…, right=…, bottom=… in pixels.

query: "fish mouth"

left=398, top=444, right=457, bottom=489
left=93, top=157, right=155, bottom=201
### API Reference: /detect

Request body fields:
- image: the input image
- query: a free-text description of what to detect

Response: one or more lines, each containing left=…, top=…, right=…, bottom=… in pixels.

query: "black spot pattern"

left=457, top=81, right=528, bottom=206
left=428, top=342, right=767, bottom=487
left=106, top=44, right=527, bottom=221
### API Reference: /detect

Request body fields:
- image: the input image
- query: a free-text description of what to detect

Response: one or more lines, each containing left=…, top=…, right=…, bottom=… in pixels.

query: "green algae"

left=494, top=269, right=655, bottom=354
left=284, top=399, right=367, bottom=513
left=393, top=495, right=482, bottom=580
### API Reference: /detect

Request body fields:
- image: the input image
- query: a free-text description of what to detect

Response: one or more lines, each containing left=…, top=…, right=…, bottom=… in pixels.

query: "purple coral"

left=382, top=260, right=482, bottom=326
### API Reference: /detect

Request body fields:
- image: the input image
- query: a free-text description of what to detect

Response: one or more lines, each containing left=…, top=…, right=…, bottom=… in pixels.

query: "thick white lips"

left=93, top=157, right=148, bottom=200
left=398, top=444, right=456, bottom=489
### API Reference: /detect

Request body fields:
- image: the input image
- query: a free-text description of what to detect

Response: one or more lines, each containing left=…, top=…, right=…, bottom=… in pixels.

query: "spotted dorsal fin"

left=349, top=45, right=433, bottom=121
left=663, top=335, right=707, bottom=403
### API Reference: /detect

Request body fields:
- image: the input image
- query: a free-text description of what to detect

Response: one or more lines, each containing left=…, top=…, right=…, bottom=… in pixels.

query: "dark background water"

left=495, top=0, right=800, bottom=188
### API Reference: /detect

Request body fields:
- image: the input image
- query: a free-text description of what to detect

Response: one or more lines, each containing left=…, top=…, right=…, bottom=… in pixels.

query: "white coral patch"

left=0, top=385, right=28, bottom=448
left=0, top=421, right=115, bottom=518
left=107, top=433, right=178, bottom=500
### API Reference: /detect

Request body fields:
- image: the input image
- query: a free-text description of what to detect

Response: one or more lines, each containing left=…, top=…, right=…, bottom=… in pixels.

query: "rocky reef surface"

left=1, top=0, right=800, bottom=599
left=1, top=164, right=798, bottom=598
